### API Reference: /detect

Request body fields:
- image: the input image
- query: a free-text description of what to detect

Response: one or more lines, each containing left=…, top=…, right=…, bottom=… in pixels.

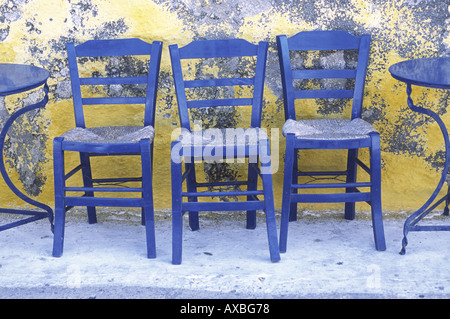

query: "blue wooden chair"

left=52, top=39, right=162, bottom=258
left=277, top=31, right=386, bottom=252
left=169, top=39, right=281, bottom=264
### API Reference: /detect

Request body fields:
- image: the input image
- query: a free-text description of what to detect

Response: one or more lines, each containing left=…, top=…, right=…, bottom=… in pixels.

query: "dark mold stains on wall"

left=0, top=92, right=49, bottom=197
left=0, top=0, right=133, bottom=196
left=1, top=0, right=448, bottom=200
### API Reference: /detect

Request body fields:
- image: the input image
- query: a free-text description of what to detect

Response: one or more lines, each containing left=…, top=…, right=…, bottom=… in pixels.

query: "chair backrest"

left=67, top=38, right=162, bottom=128
left=169, top=39, right=268, bottom=130
left=276, top=30, right=371, bottom=121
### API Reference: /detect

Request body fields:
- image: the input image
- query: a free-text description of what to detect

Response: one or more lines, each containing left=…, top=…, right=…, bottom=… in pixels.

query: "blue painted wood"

left=75, top=38, right=154, bottom=57
left=52, top=137, right=65, bottom=257
left=61, top=141, right=142, bottom=153
left=80, top=76, right=148, bottom=85
left=177, top=39, right=258, bottom=59
left=294, top=89, right=354, bottom=99
left=184, top=78, right=254, bottom=88
left=292, top=69, right=357, bottom=79
left=140, top=138, right=156, bottom=258
left=294, top=137, right=372, bottom=149
left=186, top=98, right=253, bottom=108
left=344, top=148, right=358, bottom=220
left=169, top=39, right=280, bottom=264
left=52, top=39, right=162, bottom=258
left=64, top=196, right=144, bottom=207
left=287, top=30, right=361, bottom=51
left=82, top=96, right=147, bottom=105
left=171, top=141, right=183, bottom=265
left=352, top=35, right=371, bottom=119
left=277, top=30, right=386, bottom=252
left=369, top=132, right=386, bottom=251
left=79, top=151, right=96, bottom=224
left=259, top=138, right=281, bottom=262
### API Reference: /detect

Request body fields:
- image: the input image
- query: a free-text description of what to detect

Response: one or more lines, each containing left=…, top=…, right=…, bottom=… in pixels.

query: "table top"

left=389, top=57, right=450, bottom=90
left=0, top=63, right=50, bottom=96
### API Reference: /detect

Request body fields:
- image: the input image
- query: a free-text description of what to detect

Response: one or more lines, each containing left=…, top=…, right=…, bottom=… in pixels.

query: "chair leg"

left=280, top=134, right=295, bottom=253
left=185, top=162, right=199, bottom=231
left=52, top=206, right=66, bottom=257
left=171, top=143, right=183, bottom=265
left=142, top=142, right=156, bottom=226
left=140, top=139, right=156, bottom=258
left=289, top=149, right=298, bottom=222
left=345, top=149, right=358, bottom=220
left=79, top=152, right=97, bottom=224
left=246, top=162, right=258, bottom=229
left=260, top=140, right=280, bottom=262
left=369, top=133, right=386, bottom=251
left=52, top=137, right=66, bottom=257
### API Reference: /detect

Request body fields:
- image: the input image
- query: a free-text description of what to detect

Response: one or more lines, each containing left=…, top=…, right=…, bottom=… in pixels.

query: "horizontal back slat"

left=177, top=39, right=258, bottom=59
left=292, top=69, right=356, bottom=79
left=287, top=30, right=360, bottom=51
left=184, top=78, right=254, bottom=88
left=187, top=98, right=253, bottom=108
left=82, top=97, right=147, bottom=105
left=294, top=89, right=354, bottom=99
left=75, top=38, right=153, bottom=57
left=80, top=76, right=148, bottom=85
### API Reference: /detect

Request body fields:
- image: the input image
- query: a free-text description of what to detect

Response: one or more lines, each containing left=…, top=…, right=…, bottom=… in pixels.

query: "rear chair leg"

left=171, top=142, right=183, bottom=265
left=345, top=149, right=358, bottom=220
left=280, top=134, right=295, bottom=253
left=369, top=132, right=386, bottom=251
left=246, top=162, right=258, bottom=229
left=79, top=152, right=97, bottom=224
left=52, top=137, right=66, bottom=257
left=140, top=139, right=156, bottom=258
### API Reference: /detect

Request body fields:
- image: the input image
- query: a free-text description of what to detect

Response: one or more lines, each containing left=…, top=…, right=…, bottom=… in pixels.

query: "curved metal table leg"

left=0, top=84, right=53, bottom=232
left=400, top=84, right=450, bottom=254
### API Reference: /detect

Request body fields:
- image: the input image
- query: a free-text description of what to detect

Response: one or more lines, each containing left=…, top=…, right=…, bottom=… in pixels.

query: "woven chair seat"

left=61, top=126, right=155, bottom=144
left=282, top=118, right=376, bottom=140
left=177, top=127, right=268, bottom=146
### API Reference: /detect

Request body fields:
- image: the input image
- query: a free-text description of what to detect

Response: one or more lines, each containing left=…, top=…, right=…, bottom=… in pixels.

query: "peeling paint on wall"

left=0, top=0, right=448, bottom=212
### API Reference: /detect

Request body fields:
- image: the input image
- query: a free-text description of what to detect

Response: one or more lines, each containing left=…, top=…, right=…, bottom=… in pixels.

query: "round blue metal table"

left=0, top=63, right=53, bottom=231
left=389, top=57, right=450, bottom=254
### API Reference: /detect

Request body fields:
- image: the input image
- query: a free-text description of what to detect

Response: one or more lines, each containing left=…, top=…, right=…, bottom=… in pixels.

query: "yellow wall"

left=0, top=0, right=448, bottom=214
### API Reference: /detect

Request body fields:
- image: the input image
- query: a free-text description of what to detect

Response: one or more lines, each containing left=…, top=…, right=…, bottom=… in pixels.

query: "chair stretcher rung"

left=182, top=200, right=264, bottom=212
left=291, top=192, right=371, bottom=203
left=82, top=97, right=146, bottom=105
left=292, top=182, right=371, bottom=189
left=64, top=196, right=143, bottom=207
left=80, top=76, right=148, bottom=85
left=196, top=181, right=249, bottom=187
left=354, top=158, right=370, bottom=174
left=182, top=190, right=264, bottom=197
left=92, top=177, right=142, bottom=183
left=65, top=164, right=84, bottom=180
left=65, top=187, right=143, bottom=193
left=297, top=170, right=348, bottom=177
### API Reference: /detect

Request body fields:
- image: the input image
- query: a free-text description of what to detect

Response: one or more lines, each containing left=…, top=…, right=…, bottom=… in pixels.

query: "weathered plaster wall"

left=0, top=0, right=448, bottom=213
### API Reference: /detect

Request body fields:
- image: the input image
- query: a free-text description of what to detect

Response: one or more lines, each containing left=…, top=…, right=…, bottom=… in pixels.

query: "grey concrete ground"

left=0, top=209, right=449, bottom=299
